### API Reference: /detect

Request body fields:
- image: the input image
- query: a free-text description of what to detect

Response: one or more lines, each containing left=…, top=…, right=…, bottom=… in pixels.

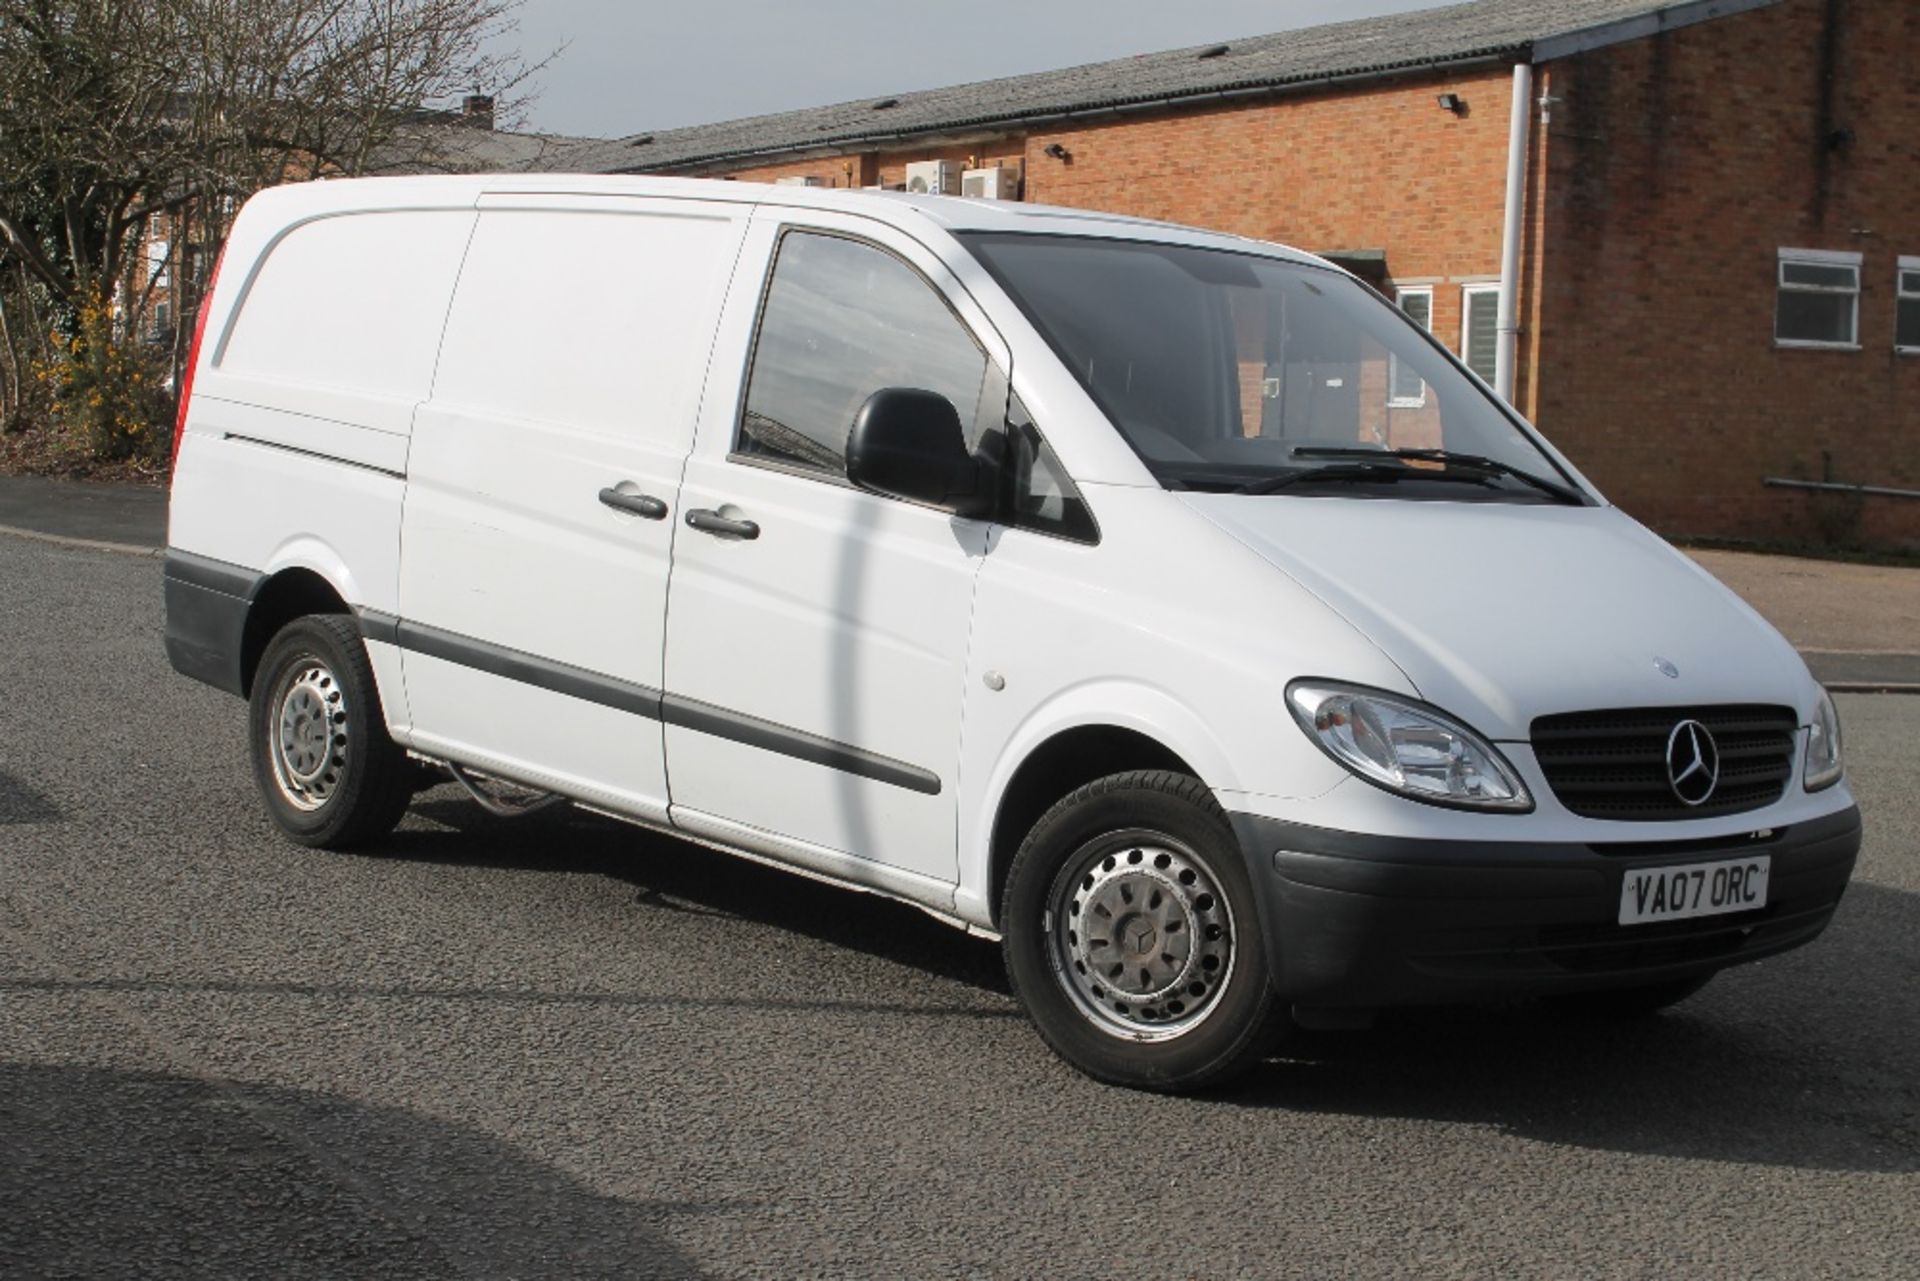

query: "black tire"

left=248, top=614, right=411, bottom=849
left=1001, top=770, right=1286, bottom=1092
left=1544, top=973, right=1715, bottom=1018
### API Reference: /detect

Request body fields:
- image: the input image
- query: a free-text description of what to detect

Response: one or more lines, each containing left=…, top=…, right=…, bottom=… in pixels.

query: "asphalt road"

left=3, top=537, right=1916, bottom=1280
left=0, top=476, right=170, bottom=551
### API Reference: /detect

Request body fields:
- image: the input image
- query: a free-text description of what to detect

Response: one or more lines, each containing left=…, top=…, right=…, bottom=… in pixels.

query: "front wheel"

left=248, top=614, right=411, bottom=849
left=1001, top=771, right=1286, bottom=1092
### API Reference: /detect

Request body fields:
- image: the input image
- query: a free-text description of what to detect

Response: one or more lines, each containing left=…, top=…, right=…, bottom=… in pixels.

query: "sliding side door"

left=397, top=195, right=749, bottom=821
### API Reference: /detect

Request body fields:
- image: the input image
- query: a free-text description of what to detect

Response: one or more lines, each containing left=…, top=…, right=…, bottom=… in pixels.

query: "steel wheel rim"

left=1045, top=829, right=1237, bottom=1042
left=269, top=659, right=348, bottom=812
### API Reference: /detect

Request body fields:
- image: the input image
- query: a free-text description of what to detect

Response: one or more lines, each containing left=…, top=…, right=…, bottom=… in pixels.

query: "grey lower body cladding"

left=162, top=550, right=253, bottom=697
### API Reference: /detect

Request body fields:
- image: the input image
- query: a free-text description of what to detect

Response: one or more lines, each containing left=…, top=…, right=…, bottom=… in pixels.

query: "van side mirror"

left=845, top=388, right=996, bottom=518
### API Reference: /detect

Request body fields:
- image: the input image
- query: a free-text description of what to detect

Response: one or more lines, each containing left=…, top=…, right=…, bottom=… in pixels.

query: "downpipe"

left=1494, top=63, right=1533, bottom=405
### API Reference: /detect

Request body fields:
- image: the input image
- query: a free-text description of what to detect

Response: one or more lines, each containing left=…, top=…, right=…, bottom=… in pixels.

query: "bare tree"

left=0, top=0, right=539, bottom=448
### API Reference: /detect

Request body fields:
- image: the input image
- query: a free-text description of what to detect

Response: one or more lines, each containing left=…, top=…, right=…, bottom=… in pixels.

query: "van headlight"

left=1804, top=688, right=1844, bottom=791
left=1286, top=681, right=1531, bottom=811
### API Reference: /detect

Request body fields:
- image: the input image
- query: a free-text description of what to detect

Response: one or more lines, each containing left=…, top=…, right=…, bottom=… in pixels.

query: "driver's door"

left=662, top=212, right=1007, bottom=889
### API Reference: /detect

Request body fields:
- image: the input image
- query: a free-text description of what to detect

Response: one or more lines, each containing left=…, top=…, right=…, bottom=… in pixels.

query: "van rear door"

left=398, top=194, right=750, bottom=819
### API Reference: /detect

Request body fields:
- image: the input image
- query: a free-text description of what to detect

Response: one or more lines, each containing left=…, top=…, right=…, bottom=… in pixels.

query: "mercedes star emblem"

left=1665, top=719, right=1720, bottom=806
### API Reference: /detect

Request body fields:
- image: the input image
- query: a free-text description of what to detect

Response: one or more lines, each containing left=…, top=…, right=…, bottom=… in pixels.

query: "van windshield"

left=959, top=232, right=1583, bottom=502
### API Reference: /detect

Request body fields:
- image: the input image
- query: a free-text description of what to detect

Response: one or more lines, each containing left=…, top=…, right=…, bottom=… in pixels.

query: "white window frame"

left=1389, top=286, right=1433, bottom=408
left=1897, top=255, right=1920, bottom=355
left=1461, top=283, right=1500, bottom=385
left=1775, top=247, right=1862, bottom=351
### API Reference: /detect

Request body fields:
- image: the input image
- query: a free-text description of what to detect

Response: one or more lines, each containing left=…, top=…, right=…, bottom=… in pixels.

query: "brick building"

left=567, top=0, right=1918, bottom=550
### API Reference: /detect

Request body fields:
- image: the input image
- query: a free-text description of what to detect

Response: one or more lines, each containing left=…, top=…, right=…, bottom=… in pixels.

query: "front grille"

left=1531, top=704, right=1798, bottom=821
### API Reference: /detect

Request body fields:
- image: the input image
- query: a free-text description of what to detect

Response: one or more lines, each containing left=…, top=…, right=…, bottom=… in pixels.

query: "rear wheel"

left=248, top=614, right=411, bottom=849
left=1001, top=770, right=1285, bottom=1092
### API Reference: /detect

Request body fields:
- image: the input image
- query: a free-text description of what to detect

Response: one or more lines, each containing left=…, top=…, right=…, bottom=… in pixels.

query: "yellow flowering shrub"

left=32, top=300, right=173, bottom=464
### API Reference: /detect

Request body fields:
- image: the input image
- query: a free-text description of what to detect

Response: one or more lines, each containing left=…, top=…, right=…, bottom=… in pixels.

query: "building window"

left=1898, top=257, right=1920, bottom=354
left=1389, top=287, right=1432, bottom=406
left=1775, top=248, right=1861, bottom=349
left=1461, top=284, right=1499, bottom=384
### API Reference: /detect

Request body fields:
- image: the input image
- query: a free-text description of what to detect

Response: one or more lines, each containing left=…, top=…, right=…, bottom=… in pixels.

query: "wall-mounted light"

left=1436, top=93, right=1466, bottom=116
left=1043, top=142, right=1072, bottom=161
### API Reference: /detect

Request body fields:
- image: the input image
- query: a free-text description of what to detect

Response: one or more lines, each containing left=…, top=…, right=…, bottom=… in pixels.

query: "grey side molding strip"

left=357, top=610, right=939, bottom=796
left=364, top=611, right=664, bottom=721
left=356, top=609, right=401, bottom=646
left=660, top=696, right=942, bottom=796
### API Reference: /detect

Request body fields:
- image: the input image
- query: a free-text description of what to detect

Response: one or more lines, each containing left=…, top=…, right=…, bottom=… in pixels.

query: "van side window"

left=738, top=230, right=989, bottom=478
left=1006, top=393, right=1098, bottom=543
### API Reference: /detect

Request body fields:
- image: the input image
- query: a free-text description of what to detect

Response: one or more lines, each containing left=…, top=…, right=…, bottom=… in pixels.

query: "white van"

left=165, top=176, right=1860, bottom=1090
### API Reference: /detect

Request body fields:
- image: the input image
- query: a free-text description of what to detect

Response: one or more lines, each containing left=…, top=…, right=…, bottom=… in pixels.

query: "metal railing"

left=1763, top=477, right=1920, bottom=501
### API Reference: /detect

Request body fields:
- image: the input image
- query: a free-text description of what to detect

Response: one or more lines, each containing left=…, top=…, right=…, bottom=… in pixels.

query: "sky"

left=491, top=0, right=1448, bottom=140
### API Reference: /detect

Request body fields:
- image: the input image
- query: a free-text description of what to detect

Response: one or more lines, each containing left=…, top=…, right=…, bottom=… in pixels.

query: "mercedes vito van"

left=165, top=176, right=1860, bottom=1091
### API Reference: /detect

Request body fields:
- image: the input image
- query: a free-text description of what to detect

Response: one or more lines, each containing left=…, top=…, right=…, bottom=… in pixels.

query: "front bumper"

left=1229, top=804, right=1861, bottom=1007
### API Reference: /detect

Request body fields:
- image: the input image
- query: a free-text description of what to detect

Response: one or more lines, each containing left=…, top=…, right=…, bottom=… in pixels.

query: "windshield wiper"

left=1289, top=447, right=1586, bottom=505
left=1235, top=462, right=1490, bottom=496
left=1157, top=469, right=1262, bottom=494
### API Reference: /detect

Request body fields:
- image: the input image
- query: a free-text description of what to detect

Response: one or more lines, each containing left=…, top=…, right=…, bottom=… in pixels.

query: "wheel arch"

left=241, top=566, right=352, bottom=697
left=968, top=683, right=1244, bottom=930
left=973, top=684, right=1243, bottom=931
left=985, top=725, right=1198, bottom=930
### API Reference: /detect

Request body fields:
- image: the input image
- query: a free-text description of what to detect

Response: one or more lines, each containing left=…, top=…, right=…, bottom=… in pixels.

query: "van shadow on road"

left=0, top=1062, right=715, bottom=1280
left=395, top=793, right=1013, bottom=1000
left=1229, top=901, right=1919, bottom=1176
left=377, top=795, right=1916, bottom=1177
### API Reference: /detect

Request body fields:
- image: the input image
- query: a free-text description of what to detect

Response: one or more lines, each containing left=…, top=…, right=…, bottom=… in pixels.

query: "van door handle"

left=598, top=487, right=668, bottom=520
left=684, top=508, right=760, bottom=540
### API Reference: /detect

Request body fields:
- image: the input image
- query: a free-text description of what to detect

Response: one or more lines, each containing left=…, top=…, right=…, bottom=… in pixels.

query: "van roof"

left=244, top=173, right=1328, bottom=268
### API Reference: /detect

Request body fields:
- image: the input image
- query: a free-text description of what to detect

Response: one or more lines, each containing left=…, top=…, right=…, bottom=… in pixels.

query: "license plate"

left=1619, top=855, right=1771, bottom=926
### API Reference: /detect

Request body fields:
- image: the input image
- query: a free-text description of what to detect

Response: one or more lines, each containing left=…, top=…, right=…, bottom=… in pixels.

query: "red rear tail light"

left=169, top=244, right=226, bottom=482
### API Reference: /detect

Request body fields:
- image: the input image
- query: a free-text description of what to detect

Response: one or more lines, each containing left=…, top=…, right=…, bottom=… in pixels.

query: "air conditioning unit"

left=904, top=160, right=961, bottom=195
left=962, top=166, right=1019, bottom=200
left=773, top=175, right=823, bottom=187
